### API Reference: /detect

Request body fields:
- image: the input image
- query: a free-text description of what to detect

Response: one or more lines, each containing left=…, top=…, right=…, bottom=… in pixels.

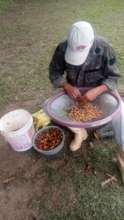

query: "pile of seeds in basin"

left=68, top=101, right=103, bottom=122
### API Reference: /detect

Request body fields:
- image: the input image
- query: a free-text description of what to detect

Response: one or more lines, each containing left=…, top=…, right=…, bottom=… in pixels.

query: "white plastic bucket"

left=0, top=109, right=35, bottom=152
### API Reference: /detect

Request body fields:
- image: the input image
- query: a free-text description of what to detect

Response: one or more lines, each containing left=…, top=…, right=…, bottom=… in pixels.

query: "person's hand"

left=63, top=82, right=81, bottom=99
left=83, top=85, right=108, bottom=102
left=84, top=89, right=98, bottom=101
left=76, top=95, right=88, bottom=104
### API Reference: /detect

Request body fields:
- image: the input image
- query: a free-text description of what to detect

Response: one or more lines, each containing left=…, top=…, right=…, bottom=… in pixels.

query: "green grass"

left=0, top=0, right=14, bottom=11
left=27, top=139, right=124, bottom=220
left=0, top=0, right=124, bottom=109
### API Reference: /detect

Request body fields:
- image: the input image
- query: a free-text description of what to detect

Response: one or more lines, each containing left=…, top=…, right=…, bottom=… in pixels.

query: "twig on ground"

left=101, top=173, right=117, bottom=187
left=3, top=176, right=16, bottom=184
left=93, top=131, right=101, bottom=140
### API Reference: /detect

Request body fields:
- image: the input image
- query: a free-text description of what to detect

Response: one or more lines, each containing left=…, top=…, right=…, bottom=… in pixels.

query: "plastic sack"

left=32, top=109, right=51, bottom=129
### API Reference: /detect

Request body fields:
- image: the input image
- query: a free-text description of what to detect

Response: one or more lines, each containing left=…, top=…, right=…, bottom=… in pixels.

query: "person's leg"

left=112, top=99, right=124, bottom=183
left=68, top=127, right=88, bottom=151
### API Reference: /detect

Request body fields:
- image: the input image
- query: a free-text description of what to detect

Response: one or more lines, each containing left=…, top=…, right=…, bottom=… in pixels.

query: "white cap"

left=65, top=21, right=94, bottom=65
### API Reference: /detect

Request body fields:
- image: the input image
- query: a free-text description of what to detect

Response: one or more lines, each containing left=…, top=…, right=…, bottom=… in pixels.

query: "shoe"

left=69, top=140, right=82, bottom=151
left=69, top=128, right=88, bottom=151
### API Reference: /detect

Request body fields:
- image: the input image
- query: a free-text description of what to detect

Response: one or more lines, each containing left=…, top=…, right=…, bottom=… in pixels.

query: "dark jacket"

left=49, top=36, right=120, bottom=90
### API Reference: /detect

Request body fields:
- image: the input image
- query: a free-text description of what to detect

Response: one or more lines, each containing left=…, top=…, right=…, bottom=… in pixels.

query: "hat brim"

left=65, top=44, right=91, bottom=66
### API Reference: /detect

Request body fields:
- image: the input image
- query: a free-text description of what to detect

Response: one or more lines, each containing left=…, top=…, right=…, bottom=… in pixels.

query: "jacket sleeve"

left=49, top=42, right=66, bottom=87
left=102, top=45, right=120, bottom=90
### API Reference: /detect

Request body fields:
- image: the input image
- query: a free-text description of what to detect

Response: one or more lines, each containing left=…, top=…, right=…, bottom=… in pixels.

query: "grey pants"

left=98, top=98, right=124, bottom=149
left=112, top=99, right=124, bottom=149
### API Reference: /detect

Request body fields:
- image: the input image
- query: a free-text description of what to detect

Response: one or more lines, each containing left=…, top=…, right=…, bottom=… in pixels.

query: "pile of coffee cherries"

left=35, top=127, right=63, bottom=150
